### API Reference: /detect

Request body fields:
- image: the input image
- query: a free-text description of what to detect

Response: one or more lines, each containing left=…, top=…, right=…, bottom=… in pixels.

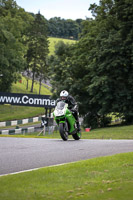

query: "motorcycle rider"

left=56, top=90, right=81, bottom=131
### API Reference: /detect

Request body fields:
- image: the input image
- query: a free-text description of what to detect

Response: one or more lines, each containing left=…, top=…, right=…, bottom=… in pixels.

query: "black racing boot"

left=76, top=121, right=81, bottom=132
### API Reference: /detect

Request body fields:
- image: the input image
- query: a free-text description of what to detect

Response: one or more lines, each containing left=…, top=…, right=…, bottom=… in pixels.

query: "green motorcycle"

left=53, top=101, right=81, bottom=141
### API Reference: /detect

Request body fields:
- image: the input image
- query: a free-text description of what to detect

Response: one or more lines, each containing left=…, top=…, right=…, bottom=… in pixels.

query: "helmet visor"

left=61, top=96, right=67, bottom=100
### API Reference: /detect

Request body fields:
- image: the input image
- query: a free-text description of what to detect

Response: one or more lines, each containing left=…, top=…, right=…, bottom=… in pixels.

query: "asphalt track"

left=0, top=137, right=133, bottom=176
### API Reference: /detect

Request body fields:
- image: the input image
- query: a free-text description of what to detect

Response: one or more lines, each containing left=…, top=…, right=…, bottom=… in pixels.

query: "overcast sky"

left=15, top=0, right=99, bottom=20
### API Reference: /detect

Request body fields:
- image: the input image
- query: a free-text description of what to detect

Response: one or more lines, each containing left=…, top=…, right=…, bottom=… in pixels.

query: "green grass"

left=28, top=124, right=133, bottom=140
left=0, top=105, right=44, bottom=121
left=81, top=125, right=133, bottom=140
left=0, top=152, right=133, bottom=200
left=31, top=124, right=133, bottom=140
left=11, top=76, right=51, bottom=95
left=48, top=37, right=76, bottom=55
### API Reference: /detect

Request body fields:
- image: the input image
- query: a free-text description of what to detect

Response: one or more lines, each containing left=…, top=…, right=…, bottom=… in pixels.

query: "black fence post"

left=49, top=108, right=52, bottom=117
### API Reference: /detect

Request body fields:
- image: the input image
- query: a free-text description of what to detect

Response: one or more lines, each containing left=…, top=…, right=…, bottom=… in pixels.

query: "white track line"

left=0, top=161, right=77, bottom=177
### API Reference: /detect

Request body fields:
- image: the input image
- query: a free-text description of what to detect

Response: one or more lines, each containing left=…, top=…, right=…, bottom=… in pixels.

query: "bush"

left=83, top=113, right=112, bottom=129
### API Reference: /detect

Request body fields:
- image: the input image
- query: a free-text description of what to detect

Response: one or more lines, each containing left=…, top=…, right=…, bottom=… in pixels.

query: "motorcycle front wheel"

left=59, top=123, right=68, bottom=141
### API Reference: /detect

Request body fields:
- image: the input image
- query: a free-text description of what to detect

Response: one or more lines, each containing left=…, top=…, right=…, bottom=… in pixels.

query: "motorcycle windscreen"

left=56, top=101, right=65, bottom=110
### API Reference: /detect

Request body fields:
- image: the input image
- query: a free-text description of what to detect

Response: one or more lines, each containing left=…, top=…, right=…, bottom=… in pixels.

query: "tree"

left=49, top=0, right=133, bottom=127
left=0, top=0, right=32, bottom=92
left=48, top=41, right=73, bottom=98
left=87, top=0, right=133, bottom=124
left=78, top=0, right=133, bottom=126
left=26, top=12, right=49, bottom=93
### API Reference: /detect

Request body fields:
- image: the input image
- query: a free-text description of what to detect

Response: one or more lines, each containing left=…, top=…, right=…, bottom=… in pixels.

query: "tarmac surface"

left=0, top=137, right=133, bottom=175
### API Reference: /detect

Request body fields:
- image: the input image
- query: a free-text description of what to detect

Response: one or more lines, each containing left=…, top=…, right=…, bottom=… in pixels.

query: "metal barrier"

left=38, top=116, right=55, bottom=136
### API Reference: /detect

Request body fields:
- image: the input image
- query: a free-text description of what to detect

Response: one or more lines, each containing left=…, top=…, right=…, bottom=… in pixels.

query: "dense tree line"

left=47, top=17, right=83, bottom=40
left=49, top=0, right=133, bottom=127
left=29, top=15, right=83, bottom=40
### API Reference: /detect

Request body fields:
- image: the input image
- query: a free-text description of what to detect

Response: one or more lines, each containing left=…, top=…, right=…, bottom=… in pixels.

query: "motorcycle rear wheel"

left=59, top=123, right=68, bottom=141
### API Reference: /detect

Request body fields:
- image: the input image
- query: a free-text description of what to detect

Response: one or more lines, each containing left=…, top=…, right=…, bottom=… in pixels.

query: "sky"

left=15, top=0, right=99, bottom=20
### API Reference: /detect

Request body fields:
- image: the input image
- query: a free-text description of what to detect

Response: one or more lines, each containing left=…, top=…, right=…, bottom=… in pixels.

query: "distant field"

left=48, top=37, right=76, bottom=55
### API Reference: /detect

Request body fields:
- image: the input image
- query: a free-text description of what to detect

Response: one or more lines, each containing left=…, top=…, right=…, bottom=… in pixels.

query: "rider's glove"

left=73, top=105, right=77, bottom=110
left=71, top=105, right=77, bottom=112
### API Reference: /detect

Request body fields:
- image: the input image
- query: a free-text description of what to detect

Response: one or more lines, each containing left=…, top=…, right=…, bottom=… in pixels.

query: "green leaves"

left=47, top=17, right=82, bottom=40
left=0, top=0, right=33, bottom=92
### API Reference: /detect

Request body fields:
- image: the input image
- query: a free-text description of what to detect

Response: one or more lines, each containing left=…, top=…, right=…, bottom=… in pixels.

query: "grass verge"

left=0, top=124, right=133, bottom=140
left=29, top=124, right=133, bottom=140
left=38, top=124, right=133, bottom=140
left=0, top=152, right=133, bottom=200
left=0, top=105, right=44, bottom=122
left=81, top=125, right=133, bottom=140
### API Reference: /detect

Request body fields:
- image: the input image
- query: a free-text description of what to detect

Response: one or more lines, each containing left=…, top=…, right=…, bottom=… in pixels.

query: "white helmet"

left=60, top=90, right=69, bottom=100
